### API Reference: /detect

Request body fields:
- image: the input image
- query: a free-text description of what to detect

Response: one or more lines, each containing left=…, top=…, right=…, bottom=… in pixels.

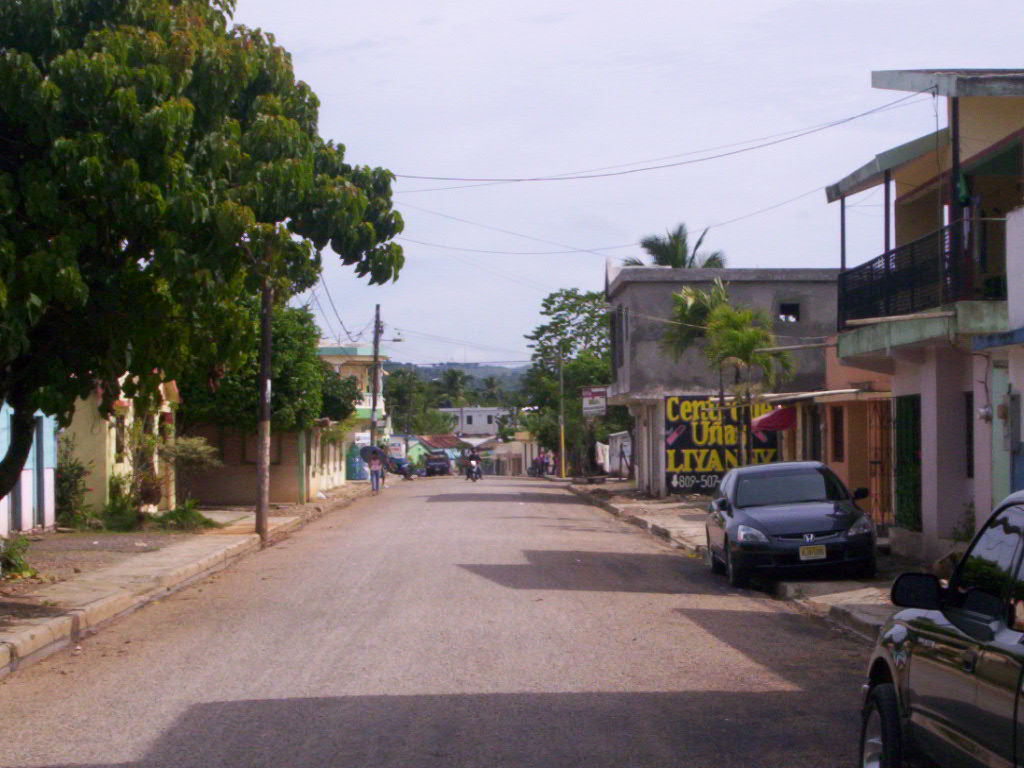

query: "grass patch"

left=153, top=499, right=223, bottom=531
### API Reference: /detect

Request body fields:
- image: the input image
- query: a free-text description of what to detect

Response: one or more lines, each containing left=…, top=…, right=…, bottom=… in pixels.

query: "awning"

left=826, top=128, right=949, bottom=202
left=751, top=406, right=796, bottom=441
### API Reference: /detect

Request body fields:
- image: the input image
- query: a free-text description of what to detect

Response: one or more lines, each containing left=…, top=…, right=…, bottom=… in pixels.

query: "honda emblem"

left=803, top=533, right=815, bottom=543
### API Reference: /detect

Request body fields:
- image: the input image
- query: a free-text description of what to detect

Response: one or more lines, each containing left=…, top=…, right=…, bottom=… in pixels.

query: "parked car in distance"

left=860, top=491, right=1024, bottom=768
left=424, top=452, right=452, bottom=476
left=705, top=461, right=875, bottom=587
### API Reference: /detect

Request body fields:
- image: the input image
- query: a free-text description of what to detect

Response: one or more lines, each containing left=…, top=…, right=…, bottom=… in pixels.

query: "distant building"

left=437, top=406, right=512, bottom=436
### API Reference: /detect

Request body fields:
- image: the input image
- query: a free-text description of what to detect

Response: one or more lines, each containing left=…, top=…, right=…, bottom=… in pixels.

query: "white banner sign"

left=581, top=386, right=609, bottom=416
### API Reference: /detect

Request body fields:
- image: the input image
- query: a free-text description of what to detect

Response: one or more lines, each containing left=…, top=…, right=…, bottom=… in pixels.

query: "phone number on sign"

left=669, top=474, right=720, bottom=490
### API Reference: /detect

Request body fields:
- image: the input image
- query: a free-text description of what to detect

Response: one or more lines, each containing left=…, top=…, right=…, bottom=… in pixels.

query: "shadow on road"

left=31, top=689, right=856, bottom=768
left=459, top=549, right=700, bottom=593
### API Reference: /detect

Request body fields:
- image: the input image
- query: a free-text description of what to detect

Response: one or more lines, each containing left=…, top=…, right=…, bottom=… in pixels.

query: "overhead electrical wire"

left=318, top=276, right=363, bottom=342
left=309, top=288, right=340, bottom=342
left=394, top=92, right=929, bottom=184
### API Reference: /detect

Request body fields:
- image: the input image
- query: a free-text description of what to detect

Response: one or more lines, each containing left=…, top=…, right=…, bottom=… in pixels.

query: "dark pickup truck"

left=424, top=452, right=451, bottom=476
left=860, top=489, right=1024, bottom=768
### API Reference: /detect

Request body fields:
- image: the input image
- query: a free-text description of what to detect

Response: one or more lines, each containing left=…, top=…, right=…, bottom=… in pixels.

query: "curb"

left=0, top=488, right=368, bottom=679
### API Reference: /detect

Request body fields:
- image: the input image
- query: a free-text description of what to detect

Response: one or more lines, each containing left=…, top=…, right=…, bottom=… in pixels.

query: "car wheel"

left=725, top=540, right=748, bottom=588
left=860, top=683, right=902, bottom=768
left=706, top=530, right=725, bottom=575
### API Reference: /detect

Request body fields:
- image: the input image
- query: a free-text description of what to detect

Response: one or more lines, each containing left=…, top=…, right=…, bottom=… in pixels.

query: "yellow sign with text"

left=664, top=396, right=777, bottom=493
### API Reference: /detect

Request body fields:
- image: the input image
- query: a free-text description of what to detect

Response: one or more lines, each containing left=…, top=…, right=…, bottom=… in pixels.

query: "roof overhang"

left=873, top=69, right=1024, bottom=98
left=826, top=129, right=948, bottom=202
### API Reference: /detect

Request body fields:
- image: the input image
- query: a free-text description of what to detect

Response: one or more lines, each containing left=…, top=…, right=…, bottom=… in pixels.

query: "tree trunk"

left=0, top=396, right=37, bottom=508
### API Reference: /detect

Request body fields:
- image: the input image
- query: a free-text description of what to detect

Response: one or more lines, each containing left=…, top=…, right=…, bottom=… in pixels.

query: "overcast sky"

left=232, top=0, right=1024, bottom=366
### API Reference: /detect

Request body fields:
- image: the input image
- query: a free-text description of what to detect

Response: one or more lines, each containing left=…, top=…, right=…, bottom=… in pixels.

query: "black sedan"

left=705, top=461, right=876, bottom=587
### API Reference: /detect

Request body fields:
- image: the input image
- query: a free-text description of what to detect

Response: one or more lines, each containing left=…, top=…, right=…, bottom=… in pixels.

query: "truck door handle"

left=961, top=650, right=978, bottom=673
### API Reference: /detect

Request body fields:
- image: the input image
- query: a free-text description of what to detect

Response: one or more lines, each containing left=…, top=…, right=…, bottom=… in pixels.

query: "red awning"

left=751, top=406, right=796, bottom=440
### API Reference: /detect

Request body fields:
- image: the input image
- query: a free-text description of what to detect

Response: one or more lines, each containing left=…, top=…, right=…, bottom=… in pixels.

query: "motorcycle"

left=466, top=459, right=482, bottom=482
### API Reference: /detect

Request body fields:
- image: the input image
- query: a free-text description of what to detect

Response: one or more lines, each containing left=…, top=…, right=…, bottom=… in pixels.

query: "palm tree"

left=660, top=278, right=729, bottom=361
left=479, top=376, right=503, bottom=405
left=703, top=303, right=793, bottom=463
left=624, top=223, right=725, bottom=268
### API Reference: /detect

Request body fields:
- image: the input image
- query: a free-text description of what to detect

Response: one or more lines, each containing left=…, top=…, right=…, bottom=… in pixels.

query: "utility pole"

left=255, top=271, right=273, bottom=545
left=369, top=304, right=382, bottom=446
left=558, top=350, right=567, bottom=479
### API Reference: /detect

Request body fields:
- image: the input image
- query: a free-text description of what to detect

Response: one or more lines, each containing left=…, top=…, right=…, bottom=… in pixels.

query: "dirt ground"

left=0, top=481, right=372, bottom=624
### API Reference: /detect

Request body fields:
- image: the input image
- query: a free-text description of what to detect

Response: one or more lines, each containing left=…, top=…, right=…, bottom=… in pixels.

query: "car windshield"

left=734, top=468, right=849, bottom=508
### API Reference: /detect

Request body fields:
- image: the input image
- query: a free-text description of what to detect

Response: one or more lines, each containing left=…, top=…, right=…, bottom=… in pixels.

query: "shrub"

left=154, top=498, right=223, bottom=531
left=102, top=474, right=142, bottom=531
left=0, top=535, right=36, bottom=579
left=55, top=434, right=92, bottom=527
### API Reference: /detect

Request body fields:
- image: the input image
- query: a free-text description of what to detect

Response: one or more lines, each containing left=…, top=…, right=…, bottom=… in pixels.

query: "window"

left=965, top=391, right=974, bottom=478
left=831, top=406, right=845, bottom=462
left=466, top=415, right=473, bottom=425
left=778, top=302, right=801, bottom=323
left=734, top=467, right=849, bottom=508
left=950, top=507, right=1024, bottom=619
left=487, top=415, right=494, bottom=425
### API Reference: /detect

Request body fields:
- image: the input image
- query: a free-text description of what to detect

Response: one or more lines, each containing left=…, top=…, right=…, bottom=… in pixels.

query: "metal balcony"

left=838, top=219, right=1007, bottom=329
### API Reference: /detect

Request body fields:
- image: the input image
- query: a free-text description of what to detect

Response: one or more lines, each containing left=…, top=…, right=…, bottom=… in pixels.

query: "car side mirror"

left=853, top=487, right=869, bottom=500
left=891, top=572, right=943, bottom=610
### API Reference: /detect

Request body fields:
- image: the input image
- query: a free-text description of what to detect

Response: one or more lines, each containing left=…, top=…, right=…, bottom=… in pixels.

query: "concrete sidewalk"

left=565, top=481, right=903, bottom=643
left=0, top=487, right=368, bottom=678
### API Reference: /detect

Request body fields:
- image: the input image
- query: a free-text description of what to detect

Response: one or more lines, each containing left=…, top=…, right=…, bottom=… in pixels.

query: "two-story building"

left=437, top=406, right=512, bottom=436
left=607, top=265, right=840, bottom=497
left=830, top=69, right=1021, bottom=561
left=317, top=344, right=389, bottom=437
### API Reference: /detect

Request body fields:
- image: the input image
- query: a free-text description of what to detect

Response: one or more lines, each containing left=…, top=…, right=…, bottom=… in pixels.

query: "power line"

left=319, top=276, right=363, bottom=342
left=394, top=93, right=928, bottom=184
left=393, top=326, right=531, bottom=356
left=399, top=202, right=620, bottom=259
left=309, top=288, right=339, bottom=342
left=397, top=235, right=636, bottom=256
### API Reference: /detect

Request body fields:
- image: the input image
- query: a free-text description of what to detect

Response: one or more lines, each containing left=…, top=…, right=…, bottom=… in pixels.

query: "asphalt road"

left=0, top=477, right=868, bottom=768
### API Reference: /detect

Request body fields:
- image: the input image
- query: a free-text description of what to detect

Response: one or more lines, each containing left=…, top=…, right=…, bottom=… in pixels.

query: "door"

left=868, top=400, right=894, bottom=526
left=894, top=395, right=922, bottom=531
left=908, top=506, right=1024, bottom=767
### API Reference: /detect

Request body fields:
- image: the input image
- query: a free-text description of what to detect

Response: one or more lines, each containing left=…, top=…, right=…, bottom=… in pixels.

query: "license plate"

left=799, top=545, right=827, bottom=561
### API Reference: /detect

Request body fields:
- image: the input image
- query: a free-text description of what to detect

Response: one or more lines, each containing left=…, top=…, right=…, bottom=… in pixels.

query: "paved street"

left=0, top=477, right=868, bottom=768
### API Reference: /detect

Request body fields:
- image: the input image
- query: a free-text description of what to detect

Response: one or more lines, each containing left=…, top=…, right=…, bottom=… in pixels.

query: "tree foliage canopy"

left=178, top=305, right=360, bottom=432
left=522, top=289, right=630, bottom=473
left=524, top=288, right=608, bottom=364
left=0, top=0, right=403, bottom=496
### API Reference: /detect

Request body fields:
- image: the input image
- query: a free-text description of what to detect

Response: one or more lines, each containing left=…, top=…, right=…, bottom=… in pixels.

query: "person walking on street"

left=369, top=453, right=383, bottom=495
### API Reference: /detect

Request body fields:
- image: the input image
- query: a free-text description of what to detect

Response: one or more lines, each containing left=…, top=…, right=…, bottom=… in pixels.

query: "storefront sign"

left=664, top=396, right=777, bottom=493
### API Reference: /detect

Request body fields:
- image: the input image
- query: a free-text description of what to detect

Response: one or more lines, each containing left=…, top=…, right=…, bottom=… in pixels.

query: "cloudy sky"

left=232, top=0, right=1024, bottom=366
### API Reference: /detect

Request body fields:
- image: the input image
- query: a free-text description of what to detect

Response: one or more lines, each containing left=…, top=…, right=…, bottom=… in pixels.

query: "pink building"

left=831, top=70, right=1019, bottom=561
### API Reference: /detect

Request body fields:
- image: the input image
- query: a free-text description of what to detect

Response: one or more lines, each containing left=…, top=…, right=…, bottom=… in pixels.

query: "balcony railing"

left=838, top=219, right=1007, bottom=330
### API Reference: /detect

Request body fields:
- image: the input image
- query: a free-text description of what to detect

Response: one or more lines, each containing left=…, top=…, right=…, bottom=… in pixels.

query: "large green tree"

left=624, top=223, right=725, bottom=268
left=178, top=306, right=360, bottom=432
left=523, top=289, right=630, bottom=475
left=0, top=0, right=403, bottom=499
